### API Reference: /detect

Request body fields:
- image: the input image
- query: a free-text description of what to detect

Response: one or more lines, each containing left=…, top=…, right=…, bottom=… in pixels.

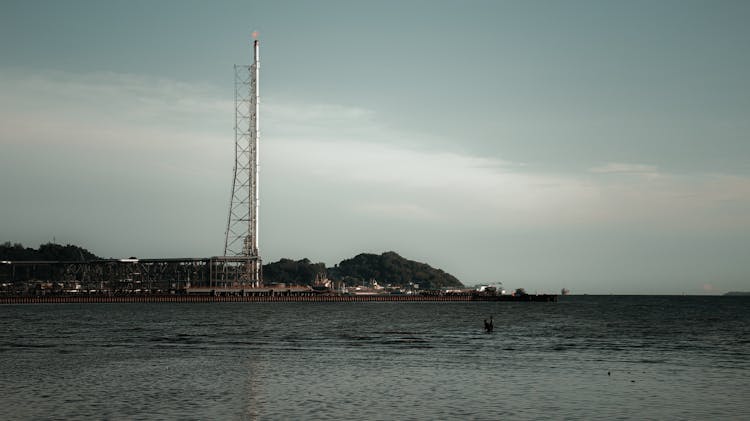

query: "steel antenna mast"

left=223, top=34, right=261, bottom=285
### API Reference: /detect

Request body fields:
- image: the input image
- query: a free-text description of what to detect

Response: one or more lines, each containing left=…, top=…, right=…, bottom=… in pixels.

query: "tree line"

left=0, top=242, right=100, bottom=261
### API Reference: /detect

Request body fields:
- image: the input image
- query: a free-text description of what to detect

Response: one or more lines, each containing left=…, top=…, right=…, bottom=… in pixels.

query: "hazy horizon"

left=2, top=1, right=749, bottom=295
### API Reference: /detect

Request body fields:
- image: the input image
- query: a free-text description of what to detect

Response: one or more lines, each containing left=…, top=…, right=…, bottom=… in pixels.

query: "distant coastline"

left=724, top=291, right=750, bottom=296
left=1, top=242, right=467, bottom=296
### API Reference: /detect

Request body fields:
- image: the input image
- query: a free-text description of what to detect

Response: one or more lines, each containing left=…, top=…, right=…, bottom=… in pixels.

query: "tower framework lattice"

left=223, top=40, right=261, bottom=286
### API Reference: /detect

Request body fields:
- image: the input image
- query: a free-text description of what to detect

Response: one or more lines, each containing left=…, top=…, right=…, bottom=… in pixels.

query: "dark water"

left=1, top=296, right=748, bottom=420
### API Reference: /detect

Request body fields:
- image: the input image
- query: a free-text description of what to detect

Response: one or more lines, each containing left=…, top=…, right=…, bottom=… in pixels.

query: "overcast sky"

left=1, top=0, right=749, bottom=294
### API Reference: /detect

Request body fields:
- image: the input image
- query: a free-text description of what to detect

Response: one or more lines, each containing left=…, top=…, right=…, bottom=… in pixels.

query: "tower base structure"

left=211, top=255, right=262, bottom=288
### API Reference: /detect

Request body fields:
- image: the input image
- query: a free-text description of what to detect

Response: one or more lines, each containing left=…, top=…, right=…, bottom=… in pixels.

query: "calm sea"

left=1, top=296, right=748, bottom=420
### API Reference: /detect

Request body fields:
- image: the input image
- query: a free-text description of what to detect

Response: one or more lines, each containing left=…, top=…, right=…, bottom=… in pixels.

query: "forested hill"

left=262, top=251, right=463, bottom=290
left=328, top=251, right=463, bottom=289
left=262, top=258, right=327, bottom=286
left=0, top=242, right=100, bottom=261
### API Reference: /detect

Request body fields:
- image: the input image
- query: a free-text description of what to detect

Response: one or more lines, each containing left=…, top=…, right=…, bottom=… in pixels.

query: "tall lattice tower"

left=224, top=37, right=261, bottom=285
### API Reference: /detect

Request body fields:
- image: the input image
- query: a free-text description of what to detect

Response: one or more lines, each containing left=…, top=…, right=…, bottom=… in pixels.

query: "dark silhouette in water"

left=484, top=316, right=494, bottom=333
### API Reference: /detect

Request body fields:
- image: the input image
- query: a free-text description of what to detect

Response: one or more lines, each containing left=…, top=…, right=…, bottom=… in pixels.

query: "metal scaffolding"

left=0, top=258, right=261, bottom=295
left=223, top=38, right=262, bottom=286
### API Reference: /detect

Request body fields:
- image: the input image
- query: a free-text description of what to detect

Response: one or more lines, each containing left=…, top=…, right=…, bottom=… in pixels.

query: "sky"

left=1, top=0, right=749, bottom=294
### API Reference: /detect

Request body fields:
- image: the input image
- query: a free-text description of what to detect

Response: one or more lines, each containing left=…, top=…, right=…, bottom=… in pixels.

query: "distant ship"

left=561, top=288, right=570, bottom=295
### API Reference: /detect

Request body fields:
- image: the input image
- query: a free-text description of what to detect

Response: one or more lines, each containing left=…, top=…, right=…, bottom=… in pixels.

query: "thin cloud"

left=0, top=68, right=231, bottom=148
left=589, top=162, right=660, bottom=176
left=265, top=102, right=750, bottom=231
left=351, top=202, right=440, bottom=221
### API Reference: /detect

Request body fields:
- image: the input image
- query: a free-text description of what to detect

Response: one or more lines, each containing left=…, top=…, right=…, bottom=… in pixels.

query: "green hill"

left=327, top=251, right=463, bottom=289
left=261, top=251, right=463, bottom=290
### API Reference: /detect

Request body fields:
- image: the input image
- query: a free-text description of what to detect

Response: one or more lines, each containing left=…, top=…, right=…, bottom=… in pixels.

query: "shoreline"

left=0, top=293, right=558, bottom=304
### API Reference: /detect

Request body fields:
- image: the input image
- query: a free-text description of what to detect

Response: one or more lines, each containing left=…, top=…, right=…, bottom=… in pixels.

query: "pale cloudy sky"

left=1, top=0, right=749, bottom=294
